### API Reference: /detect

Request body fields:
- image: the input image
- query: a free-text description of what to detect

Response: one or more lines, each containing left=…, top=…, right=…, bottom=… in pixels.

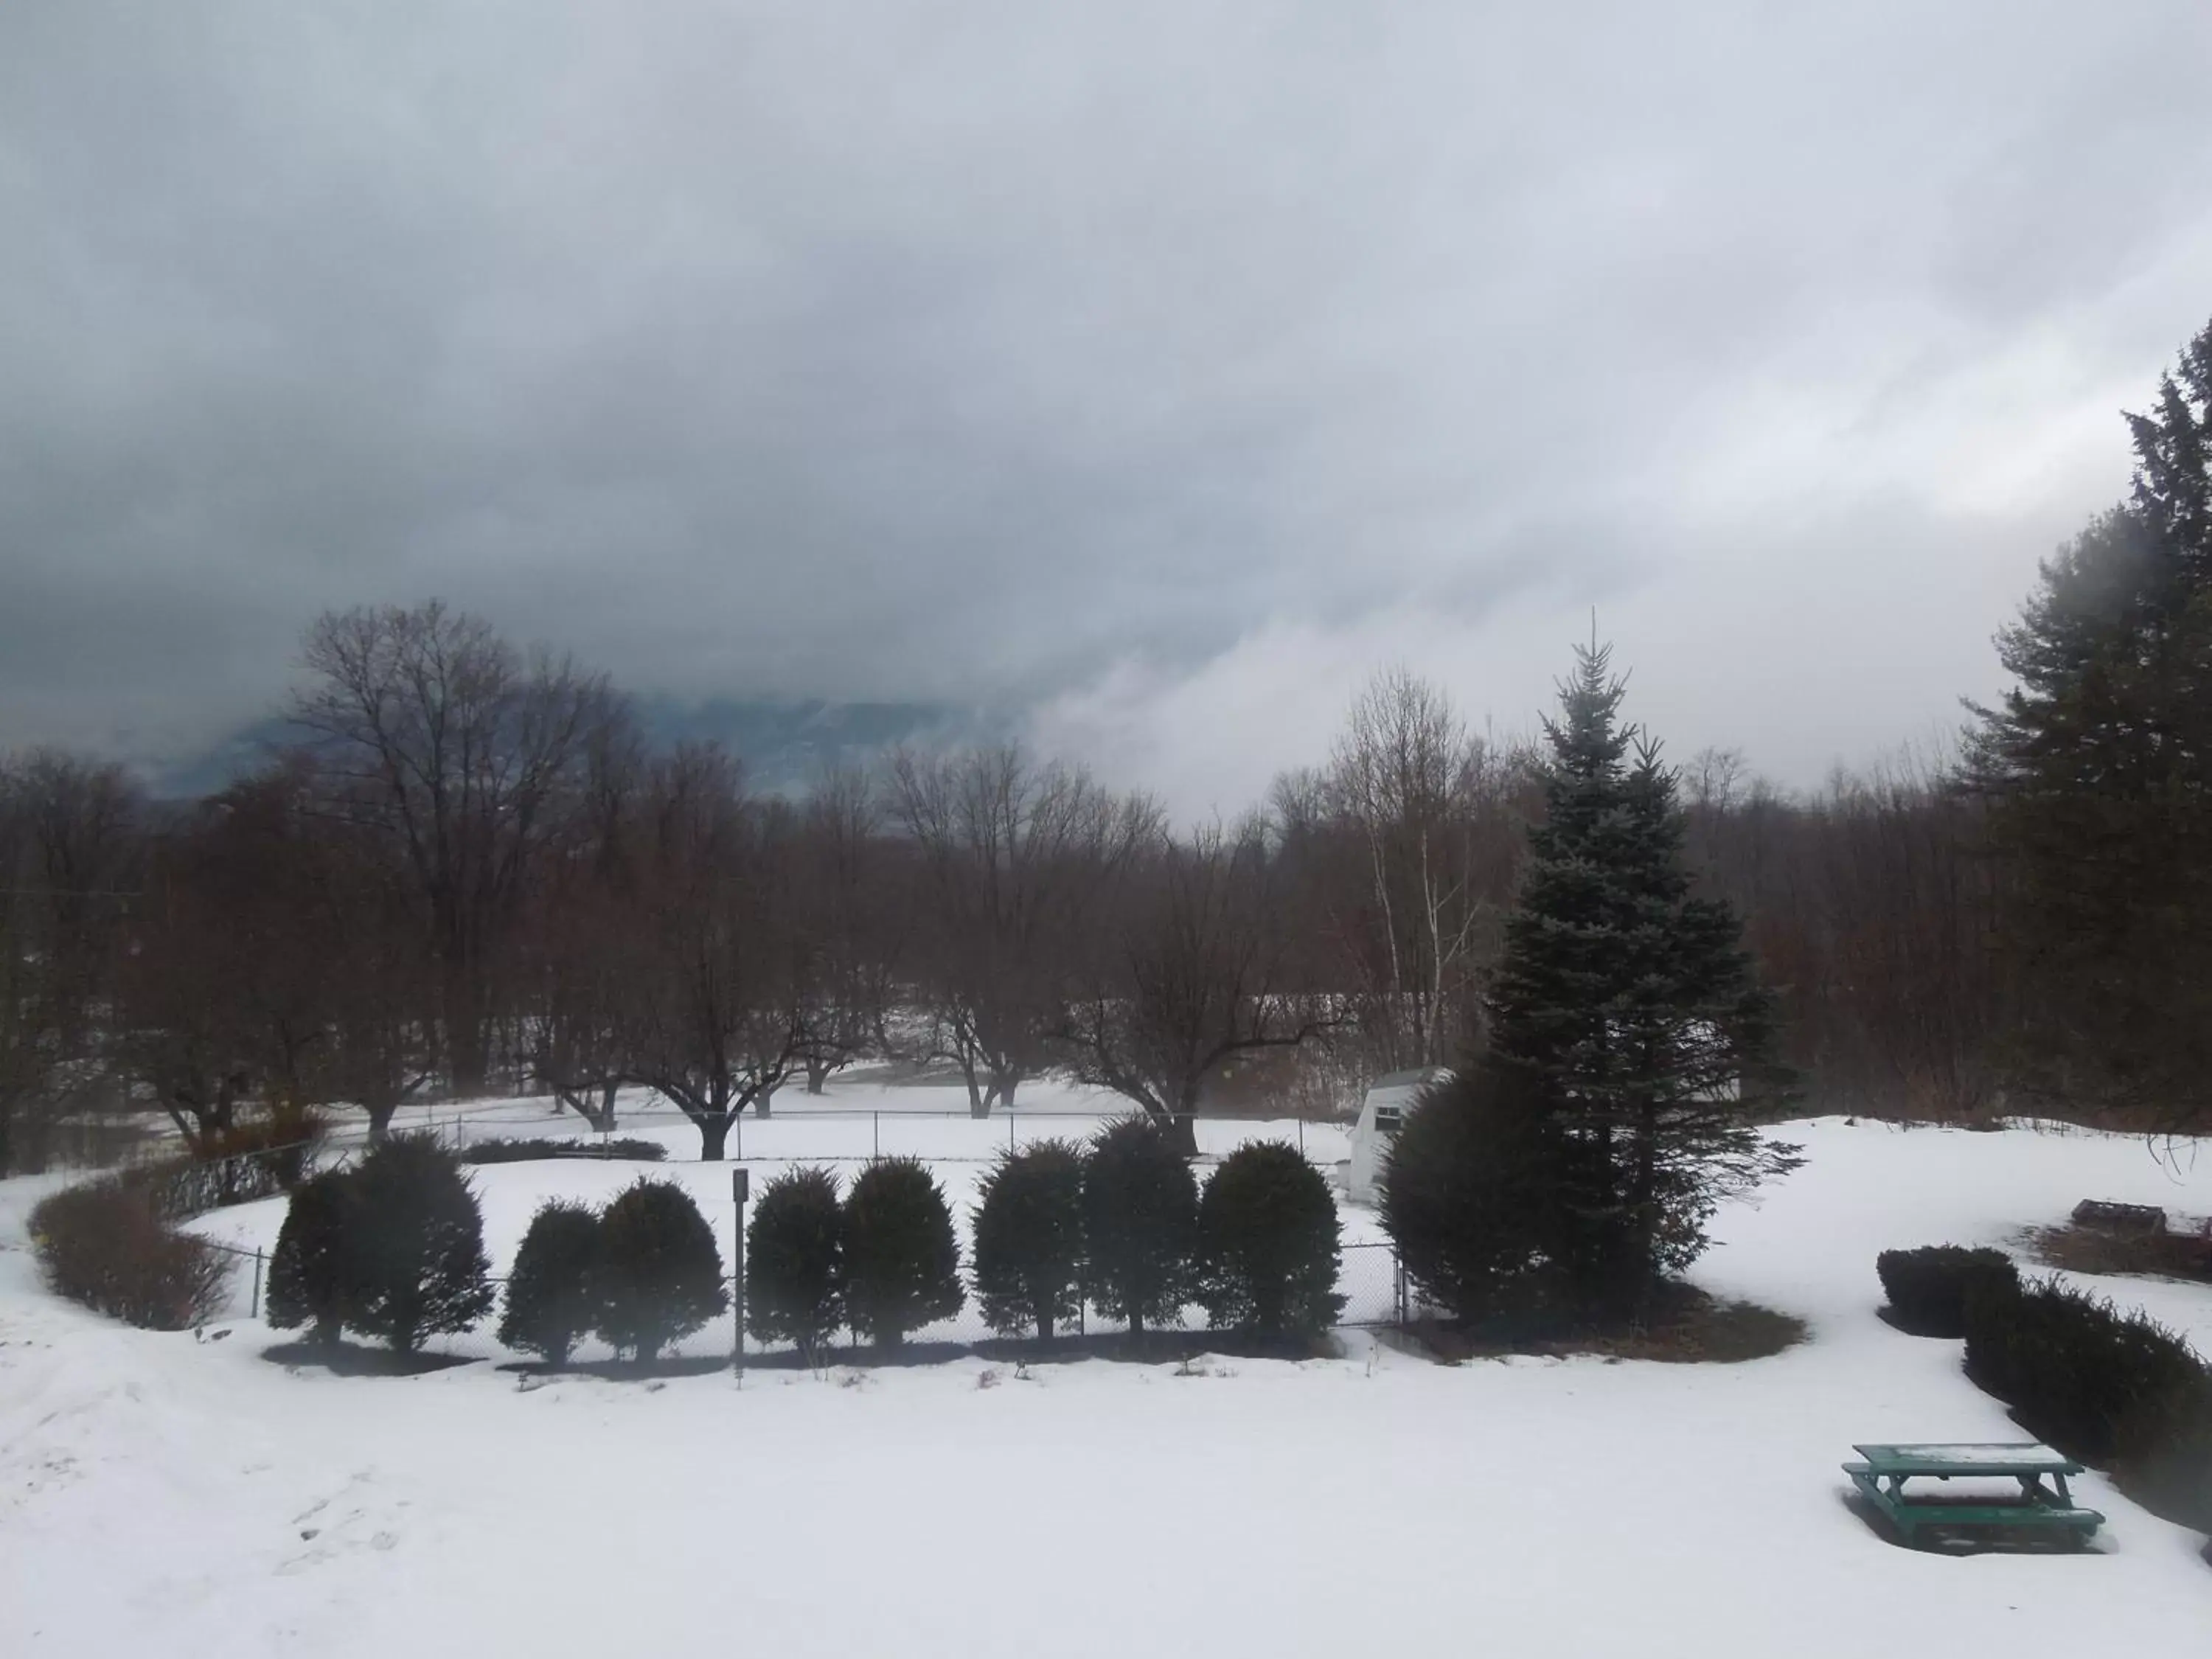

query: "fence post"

left=873, top=1111, right=879, bottom=1159
left=251, top=1247, right=263, bottom=1320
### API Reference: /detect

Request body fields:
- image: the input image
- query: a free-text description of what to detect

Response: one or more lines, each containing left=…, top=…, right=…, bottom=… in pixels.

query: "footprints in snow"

left=280, top=1470, right=406, bottom=1573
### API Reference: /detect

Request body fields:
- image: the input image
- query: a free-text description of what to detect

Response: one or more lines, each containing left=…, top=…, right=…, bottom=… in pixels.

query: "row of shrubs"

left=501, top=1119, right=1346, bottom=1366
left=244, top=1116, right=1343, bottom=1366
left=460, top=1136, right=667, bottom=1166
left=1877, top=1244, right=2212, bottom=1530
left=29, top=1178, right=234, bottom=1329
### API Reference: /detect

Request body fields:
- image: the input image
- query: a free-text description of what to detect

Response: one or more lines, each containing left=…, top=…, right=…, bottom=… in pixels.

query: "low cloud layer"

left=4, top=3, right=2209, bottom=809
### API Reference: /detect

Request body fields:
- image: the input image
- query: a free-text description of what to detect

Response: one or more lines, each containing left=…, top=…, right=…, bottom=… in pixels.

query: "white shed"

left=1345, top=1067, right=1453, bottom=1206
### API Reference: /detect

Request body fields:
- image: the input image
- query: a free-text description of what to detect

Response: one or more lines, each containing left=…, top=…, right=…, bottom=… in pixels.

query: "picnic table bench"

left=1843, top=1443, right=2104, bottom=1549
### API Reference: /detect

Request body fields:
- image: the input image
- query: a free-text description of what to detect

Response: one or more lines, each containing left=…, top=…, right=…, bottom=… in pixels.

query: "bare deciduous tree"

left=619, top=747, right=804, bottom=1159
left=888, top=745, right=1157, bottom=1116
left=1276, top=670, right=1532, bottom=1083
left=790, top=762, right=898, bottom=1096
left=0, top=751, right=139, bottom=1172
left=521, top=709, right=649, bottom=1130
left=1057, top=818, right=1330, bottom=1155
left=289, top=601, right=620, bottom=1095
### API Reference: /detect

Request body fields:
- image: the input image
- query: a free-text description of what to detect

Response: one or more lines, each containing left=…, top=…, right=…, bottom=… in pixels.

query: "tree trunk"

left=698, top=1116, right=731, bottom=1161
left=593, top=1079, right=617, bottom=1133
left=1167, top=1111, right=1200, bottom=1159
left=365, top=1095, right=400, bottom=1143
left=805, top=1057, right=832, bottom=1095
left=442, top=963, right=489, bottom=1097
left=754, top=1083, right=776, bottom=1119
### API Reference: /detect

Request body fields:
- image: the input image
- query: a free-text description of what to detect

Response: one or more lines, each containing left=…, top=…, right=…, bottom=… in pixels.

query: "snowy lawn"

left=3, top=1102, right=2209, bottom=1657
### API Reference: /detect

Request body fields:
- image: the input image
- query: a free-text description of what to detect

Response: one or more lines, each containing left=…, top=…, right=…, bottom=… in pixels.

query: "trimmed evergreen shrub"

left=1197, top=1141, right=1343, bottom=1338
left=973, top=1140, right=1087, bottom=1341
left=29, top=1178, right=231, bottom=1330
left=746, top=1166, right=846, bottom=1360
left=842, top=1158, right=964, bottom=1349
left=342, top=1134, right=495, bottom=1354
left=499, top=1200, right=602, bottom=1365
left=1380, top=1060, right=1568, bottom=1327
left=1964, top=1275, right=2204, bottom=1464
left=1081, top=1116, right=1197, bottom=1335
left=1875, top=1245, right=2020, bottom=1338
left=594, top=1178, right=728, bottom=1362
left=2118, top=1369, right=2212, bottom=1531
left=265, top=1169, right=357, bottom=1346
left=463, top=1137, right=667, bottom=1165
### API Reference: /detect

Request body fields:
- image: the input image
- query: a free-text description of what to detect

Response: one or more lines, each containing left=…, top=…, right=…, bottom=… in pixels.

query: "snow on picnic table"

left=1854, top=1443, right=2073, bottom=1469
left=3, top=1096, right=2209, bottom=1658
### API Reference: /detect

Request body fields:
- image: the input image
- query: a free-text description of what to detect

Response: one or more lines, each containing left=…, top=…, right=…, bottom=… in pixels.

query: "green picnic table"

left=1843, top=1443, right=2104, bottom=1549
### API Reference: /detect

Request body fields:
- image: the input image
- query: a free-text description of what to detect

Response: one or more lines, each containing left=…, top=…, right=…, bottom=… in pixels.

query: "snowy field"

left=4, top=1088, right=2210, bottom=1656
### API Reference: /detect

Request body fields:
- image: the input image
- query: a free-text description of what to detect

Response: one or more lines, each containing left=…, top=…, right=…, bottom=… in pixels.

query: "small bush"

left=972, top=1140, right=1086, bottom=1341
left=1081, top=1117, right=1197, bottom=1335
left=594, top=1178, right=728, bottom=1362
left=842, top=1158, right=964, bottom=1349
left=29, top=1179, right=232, bottom=1330
left=343, top=1135, right=495, bottom=1353
left=462, top=1137, right=667, bottom=1166
left=499, top=1201, right=603, bottom=1365
left=265, top=1169, right=358, bottom=1346
left=1197, top=1141, right=1343, bottom=1339
left=1380, top=1061, right=1565, bottom=1327
left=1964, top=1275, right=2204, bottom=1465
left=746, top=1166, right=846, bottom=1360
left=1876, top=1245, right=2020, bottom=1338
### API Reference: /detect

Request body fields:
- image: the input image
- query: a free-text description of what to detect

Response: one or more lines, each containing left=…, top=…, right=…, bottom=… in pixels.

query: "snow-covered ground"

left=3, top=1093, right=2208, bottom=1656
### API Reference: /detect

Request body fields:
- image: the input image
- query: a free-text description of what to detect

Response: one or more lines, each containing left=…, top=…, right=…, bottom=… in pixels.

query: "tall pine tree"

left=1972, top=318, right=2212, bottom=1130
left=1486, top=643, right=1796, bottom=1312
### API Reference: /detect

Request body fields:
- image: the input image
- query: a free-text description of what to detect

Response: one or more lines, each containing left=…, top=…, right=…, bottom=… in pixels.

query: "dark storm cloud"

left=3, top=2, right=2210, bottom=801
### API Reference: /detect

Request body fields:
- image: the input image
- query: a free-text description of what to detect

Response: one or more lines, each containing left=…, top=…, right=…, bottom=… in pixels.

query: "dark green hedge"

left=1874, top=1245, right=2019, bottom=1338
left=1964, top=1275, right=2211, bottom=1530
left=462, top=1136, right=666, bottom=1165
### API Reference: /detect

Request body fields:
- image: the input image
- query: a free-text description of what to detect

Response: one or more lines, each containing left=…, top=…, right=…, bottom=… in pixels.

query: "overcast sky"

left=4, top=3, right=2210, bottom=813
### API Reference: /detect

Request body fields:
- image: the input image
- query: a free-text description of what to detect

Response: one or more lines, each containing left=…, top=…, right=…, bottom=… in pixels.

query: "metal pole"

left=251, top=1248, right=262, bottom=1319
left=873, top=1111, right=879, bottom=1159
left=732, top=1167, right=749, bottom=1377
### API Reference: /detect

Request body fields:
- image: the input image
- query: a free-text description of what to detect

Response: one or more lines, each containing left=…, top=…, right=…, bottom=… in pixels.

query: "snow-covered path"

left=3, top=1111, right=2208, bottom=1657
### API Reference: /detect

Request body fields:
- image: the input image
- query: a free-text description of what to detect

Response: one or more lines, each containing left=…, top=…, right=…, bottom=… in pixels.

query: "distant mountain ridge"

left=145, top=697, right=999, bottom=802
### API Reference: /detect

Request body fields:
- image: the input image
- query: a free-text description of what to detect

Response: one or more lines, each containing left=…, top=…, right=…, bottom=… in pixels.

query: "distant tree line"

left=3, top=314, right=2207, bottom=1173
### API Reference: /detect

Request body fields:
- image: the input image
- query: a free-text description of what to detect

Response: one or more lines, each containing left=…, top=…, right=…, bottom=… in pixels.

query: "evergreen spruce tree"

left=265, top=1168, right=356, bottom=1348
left=971, top=1139, right=1086, bottom=1341
left=1080, top=1116, right=1198, bottom=1335
left=1486, top=642, right=1796, bottom=1313
left=342, top=1135, right=495, bottom=1354
left=498, top=1200, right=602, bottom=1366
left=745, top=1166, right=846, bottom=1363
left=1971, top=318, right=2212, bottom=1130
left=1195, top=1141, right=1343, bottom=1340
left=594, top=1178, right=728, bottom=1363
left=841, top=1158, right=964, bottom=1349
